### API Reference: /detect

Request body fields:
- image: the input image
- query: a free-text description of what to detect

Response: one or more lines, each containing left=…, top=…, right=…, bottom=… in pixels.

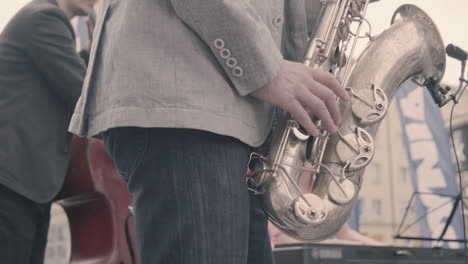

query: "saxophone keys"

left=336, top=127, right=375, bottom=171
left=291, top=126, right=310, bottom=141
left=293, top=193, right=326, bottom=224
left=328, top=178, right=356, bottom=205
left=348, top=84, right=388, bottom=126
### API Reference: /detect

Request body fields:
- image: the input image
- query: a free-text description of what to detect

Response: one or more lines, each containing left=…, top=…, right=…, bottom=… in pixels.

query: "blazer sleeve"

left=169, top=0, right=284, bottom=96
left=25, top=8, right=86, bottom=111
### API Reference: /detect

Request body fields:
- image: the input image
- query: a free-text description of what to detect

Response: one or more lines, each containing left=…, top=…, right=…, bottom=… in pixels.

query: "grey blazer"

left=70, top=0, right=320, bottom=147
left=0, top=0, right=86, bottom=202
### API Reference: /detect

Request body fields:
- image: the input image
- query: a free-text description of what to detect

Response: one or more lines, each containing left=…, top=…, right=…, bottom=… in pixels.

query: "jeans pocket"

left=102, top=129, right=116, bottom=159
left=103, top=127, right=148, bottom=182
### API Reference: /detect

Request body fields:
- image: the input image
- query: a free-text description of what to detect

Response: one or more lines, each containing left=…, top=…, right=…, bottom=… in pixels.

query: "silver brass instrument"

left=248, top=1, right=445, bottom=241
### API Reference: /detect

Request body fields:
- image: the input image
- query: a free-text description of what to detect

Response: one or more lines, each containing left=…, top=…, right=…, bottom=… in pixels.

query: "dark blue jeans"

left=103, top=127, right=273, bottom=264
left=0, top=184, right=51, bottom=264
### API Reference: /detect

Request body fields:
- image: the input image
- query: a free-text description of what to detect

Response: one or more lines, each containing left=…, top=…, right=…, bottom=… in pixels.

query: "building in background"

left=442, top=85, right=468, bottom=239
left=358, top=101, right=416, bottom=246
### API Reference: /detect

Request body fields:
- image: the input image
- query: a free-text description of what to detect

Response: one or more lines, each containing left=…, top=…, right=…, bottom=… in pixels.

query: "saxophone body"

left=248, top=1, right=446, bottom=241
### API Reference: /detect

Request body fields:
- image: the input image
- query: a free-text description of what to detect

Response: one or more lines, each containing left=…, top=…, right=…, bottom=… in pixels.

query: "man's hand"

left=249, top=60, right=350, bottom=136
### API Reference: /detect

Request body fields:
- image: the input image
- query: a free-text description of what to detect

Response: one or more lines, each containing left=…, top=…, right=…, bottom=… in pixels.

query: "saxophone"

left=248, top=1, right=446, bottom=241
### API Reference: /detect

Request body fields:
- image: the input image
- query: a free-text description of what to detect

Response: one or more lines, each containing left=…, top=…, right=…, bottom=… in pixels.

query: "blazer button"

left=272, top=16, right=283, bottom=28
left=226, top=57, right=237, bottom=68
left=232, top=66, right=243, bottom=77
left=214, top=38, right=225, bottom=49
left=220, top=48, right=231, bottom=59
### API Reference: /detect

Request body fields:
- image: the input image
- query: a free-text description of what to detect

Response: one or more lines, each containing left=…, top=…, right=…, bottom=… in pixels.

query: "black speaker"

left=274, top=243, right=466, bottom=264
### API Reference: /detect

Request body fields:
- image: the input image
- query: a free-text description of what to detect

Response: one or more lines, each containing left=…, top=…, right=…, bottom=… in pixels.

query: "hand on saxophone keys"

left=249, top=59, right=350, bottom=136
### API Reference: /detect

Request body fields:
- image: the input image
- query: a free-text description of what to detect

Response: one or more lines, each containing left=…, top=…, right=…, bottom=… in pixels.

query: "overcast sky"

left=1, top=0, right=467, bottom=86
left=1, top=1, right=30, bottom=30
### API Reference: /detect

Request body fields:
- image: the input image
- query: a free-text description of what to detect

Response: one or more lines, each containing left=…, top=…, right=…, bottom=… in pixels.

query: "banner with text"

left=396, top=80, right=463, bottom=248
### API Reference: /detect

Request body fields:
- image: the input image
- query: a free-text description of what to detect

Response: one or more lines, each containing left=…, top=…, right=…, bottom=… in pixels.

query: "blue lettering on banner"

left=396, top=80, right=462, bottom=248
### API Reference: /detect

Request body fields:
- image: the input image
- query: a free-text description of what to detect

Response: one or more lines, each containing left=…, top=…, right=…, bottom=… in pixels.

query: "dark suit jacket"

left=0, top=0, right=86, bottom=202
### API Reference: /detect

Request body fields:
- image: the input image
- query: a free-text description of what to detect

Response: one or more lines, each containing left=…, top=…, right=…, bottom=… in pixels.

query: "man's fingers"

left=296, top=90, right=337, bottom=133
left=311, top=70, right=350, bottom=101
left=304, top=81, right=341, bottom=125
left=325, top=96, right=341, bottom=126
left=285, top=100, right=319, bottom=136
left=250, top=60, right=348, bottom=136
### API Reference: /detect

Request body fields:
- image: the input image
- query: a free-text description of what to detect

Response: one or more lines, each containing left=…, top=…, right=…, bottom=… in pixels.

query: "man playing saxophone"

left=69, top=0, right=349, bottom=263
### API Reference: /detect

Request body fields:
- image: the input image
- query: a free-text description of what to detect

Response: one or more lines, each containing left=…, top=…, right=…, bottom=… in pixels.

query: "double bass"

left=45, top=136, right=138, bottom=264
